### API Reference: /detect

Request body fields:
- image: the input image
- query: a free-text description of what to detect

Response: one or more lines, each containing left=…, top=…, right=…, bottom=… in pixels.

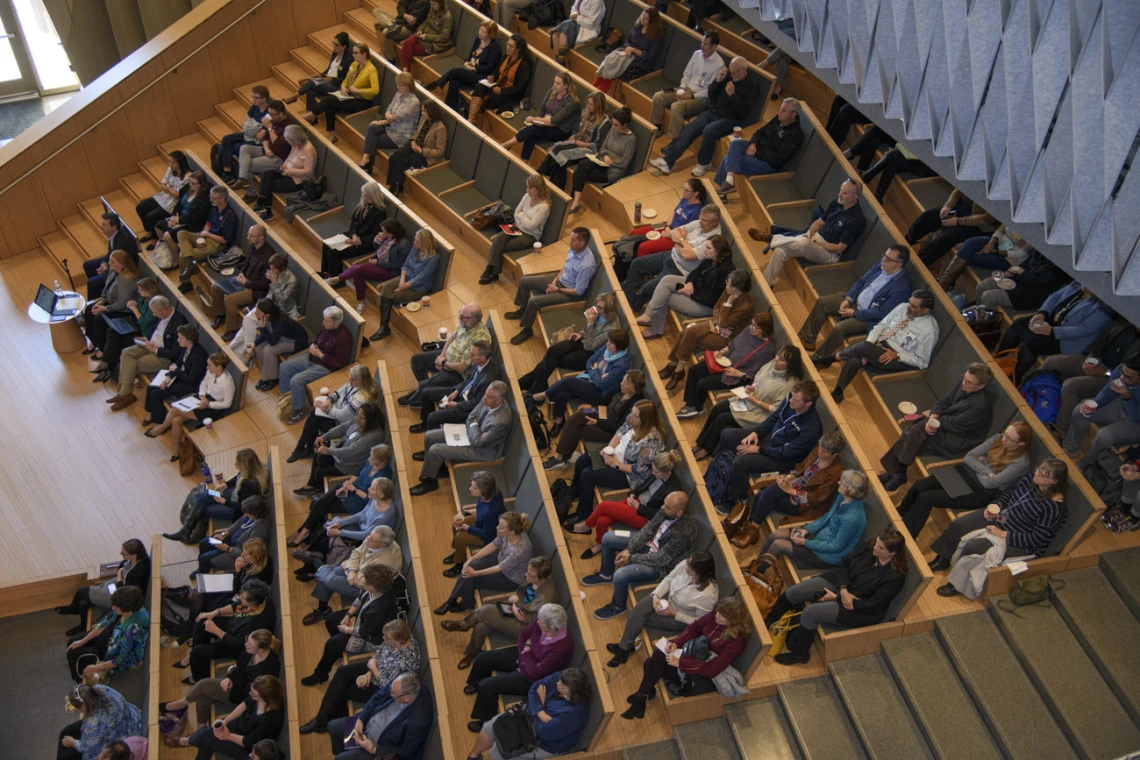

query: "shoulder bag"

left=491, top=702, right=539, bottom=759
left=743, top=553, right=785, bottom=616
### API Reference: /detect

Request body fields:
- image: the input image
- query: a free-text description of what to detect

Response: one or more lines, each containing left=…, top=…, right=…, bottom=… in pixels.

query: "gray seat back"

left=790, top=136, right=837, bottom=200
left=448, top=127, right=483, bottom=180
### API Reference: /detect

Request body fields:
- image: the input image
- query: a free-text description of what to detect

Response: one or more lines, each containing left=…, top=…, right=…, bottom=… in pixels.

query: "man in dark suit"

left=410, top=342, right=504, bottom=433
left=327, top=673, right=434, bottom=760
left=83, top=213, right=140, bottom=300
left=106, top=295, right=188, bottom=411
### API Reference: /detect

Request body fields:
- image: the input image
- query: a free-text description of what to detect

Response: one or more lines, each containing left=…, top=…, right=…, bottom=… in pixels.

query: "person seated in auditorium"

left=320, top=182, right=385, bottom=278
left=397, top=0, right=453, bottom=71
left=541, top=370, right=646, bottom=471
left=995, top=282, right=1111, bottom=385
left=370, top=229, right=441, bottom=341
left=176, top=185, right=238, bottom=285
left=971, top=250, right=1070, bottom=312
left=564, top=107, right=637, bottom=217
left=300, top=618, right=421, bottom=736
left=755, top=469, right=868, bottom=573
left=327, top=672, right=434, bottom=760
left=434, top=511, right=532, bottom=614
left=149, top=352, right=236, bottom=459
left=933, top=459, right=1069, bottom=597
left=176, top=578, right=275, bottom=683
left=307, top=42, right=379, bottom=144
left=605, top=552, right=717, bottom=668
left=647, top=29, right=721, bottom=138
left=425, top=20, right=502, bottom=112
left=501, top=71, right=581, bottom=161
left=168, top=675, right=285, bottom=755
left=386, top=100, right=446, bottom=198
left=612, top=180, right=708, bottom=268
left=531, top=327, right=632, bottom=436
left=878, top=362, right=995, bottom=491
left=1063, top=359, right=1140, bottom=469
left=151, top=171, right=210, bottom=258
left=904, top=187, right=998, bottom=268
left=251, top=125, right=317, bottom=223
left=198, top=539, right=274, bottom=614
left=137, top=150, right=190, bottom=244
left=283, top=31, right=352, bottom=114
left=212, top=84, right=269, bottom=185
left=650, top=57, right=760, bottom=178
left=247, top=300, right=308, bottom=393
left=536, top=92, right=609, bottom=191
left=550, top=0, right=605, bottom=64
left=506, top=227, right=596, bottom=345
left=823, top=289, right=939, bottom=404
left=289, top=364, right=381, bottom=463
left=399, top=302, right=491, bottom=408
left=713, top=97, right=804, bottom=198
left=57, top=539, right=150, bottom=636
left=467, top=669, right=591, bottom=760
left=160, top=629, right=280, bottom=734
left=444, top=470, right=507, bottom=572
left=621, top=205, right=722, bottom=311
left=287, top=444, right=392, bottom=547
left=97, top=738, right=148, bottom=760
left=1044, top=319, right=1140, bottom=440
left=675, top=311, right=776, bottom=418
left=860, top=144, right=935, bottom=203
left=898, top=422, right=1032, bottom=539
left=729, top=429, right=847, bottom=548
left=467, top=35, right=533, bottom=129
left=412, top=382, right=513, bottom=496
left=357, top=71, right=420, bottom=176
left=196, top=495, right=271, bottom=576
left=294, top=403, right=387, bottom=496
left=302, top=564, right=399, bottom=685
left=140, top=324, right=207, bottom=428
left=65, top=585, right=149, bottom=683
left=749, top=178, right=867, bottom=286
left=481, top=175, right=553, bottom=285
left=657, top=280, right=752, bottom=390
left=83, top=212, right=140, bottom=300
left=82, top=250, right=138, bottom=360
left=58, top=684, right=144, bottom=760
left=592, top=8, right=664, bottom=94
left=374, top=0, right=429, bottom=56
left=691, top=345, right=806, bottom=461
left=229, top=254, right=300, bottom=357
left=281, top=306, right=354, bottom=425
left=232, top=100, right=296, bottom=195
left=206, top=224, right=273, bottom=338
left=566, top=450, right=683, bottom=558
left=519, top=293, right=617, bottom=395
left=442, top=557, right=556, bottom=670
left=95, top=277, right=161, bottom=382
left=584, top=492, right=696, bottom=621
left=932, top=224, right=1032, bottom=291
left=712, top=381, right=824, bottom=511
left=331, top=218, right=414, bottom=315
left=164, top=448, right=268, bottom=543
left=798, top=245, right=912, bottom=363
left=295, top=479, right=401, bottom=580
left=765, top=527, right=907, bottom=665
left=106, top=295, right=186, bottom=412
left=465, top=606, right=575, bottom=733
left=413, top=342, right=503, bottom=434
left=303, top=524, right=402, bottom=620
left=637, top=239, right=735, bottom=340
left=621, top=597, right=749, bottom=716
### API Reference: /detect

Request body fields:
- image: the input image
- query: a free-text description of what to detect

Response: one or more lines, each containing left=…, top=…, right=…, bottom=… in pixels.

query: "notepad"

left=584, top=153, right=609, bottom=167
left=612, top=530, right=632, bottom=538
left=323, top=234, right=352, bottom=250
left=206, top=537, right=224, bottom=546
left=149, top=369, right=169, bottom=387
left=199, top=573, right=234, bottom=593
left=172, top=395, right=200, bottom=413
left=443, top=423, right=470, bottom=446
left=331, top=90, right=354, bottom=101
left=654, top=636, right=671, bottom=654
left=730, top=386, right=749, bottom=399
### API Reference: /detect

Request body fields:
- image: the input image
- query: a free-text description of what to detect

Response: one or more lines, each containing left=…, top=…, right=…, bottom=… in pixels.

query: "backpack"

left=996, top=575, right=1065, bottom=617
left=160, top=596, right=191, bottom=639
left=1082, top=448, right=1126, bottom=505
left=1019, top=371, right=1062, bottom=424
left=703, top=449, right=735, bottom=507
left=207, top=246, right=246, bottom=272
left=523, top=395, right=550, bottom=452
left=520, top=0, right=566, bottom=29
left=550, top=478, right=574, bottom=520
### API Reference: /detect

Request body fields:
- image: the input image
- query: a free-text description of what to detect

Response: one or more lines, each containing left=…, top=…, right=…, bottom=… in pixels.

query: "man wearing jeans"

left=713, top=97, right=804, bottom=197
left=505, top=228, right=596, bottom=344
left=648, top=30, right=722, bottom=138
left=1063, top=361, right=1140, bottom=468
left=582, top=493, right=697, bottom=620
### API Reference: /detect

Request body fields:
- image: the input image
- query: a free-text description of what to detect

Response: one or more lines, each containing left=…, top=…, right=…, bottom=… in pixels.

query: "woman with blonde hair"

left=83, top=250, right=138, bottom=356
left=290, top=363, right=381, bottom=462
left=287, top=443, right=393, bottom=546
left=480, top=173, right=552, bottom=284
left=321, top=180, right=386, bottom=276
left=428, top=19, right=503, bottom=111
left=371, top=228, right=439, bottom=340
left=537, top=90, right=609, bottom=189
left=519, top=291, right=618, bottom=394
left=502, top=71, right=581, bottom=161
left=164, top=448, right=267, bottom=543
left=359, top=71, right=421, bottom=175
left=435, top=512, right=532, bottom=614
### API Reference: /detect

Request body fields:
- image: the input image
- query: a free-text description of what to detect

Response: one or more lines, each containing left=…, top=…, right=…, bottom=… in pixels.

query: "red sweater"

left=671, top=611, right=746, bottom=679
left=516, top=620, right=574, bottom=682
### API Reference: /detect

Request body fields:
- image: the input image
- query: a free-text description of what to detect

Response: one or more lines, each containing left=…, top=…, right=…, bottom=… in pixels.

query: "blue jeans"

left=194, top=489, right=238, bottom=526
left=663, top=111, right=740, bottom=168
left=599, top=532, right=663, bottom=609
left=955, top=235, right=1012, bottom=272
left=280, top=354, right=332, bottom=411
left=713, top=139, right=776, bottom=185
left=218, top=133, right=248, bottom=175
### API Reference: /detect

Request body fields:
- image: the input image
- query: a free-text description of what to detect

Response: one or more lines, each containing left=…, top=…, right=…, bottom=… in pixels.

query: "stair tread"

left=272, top=60, right=311, bottom=85
left=121, top=172, right=160, bottom=202
left=829, top=654, right=933, bottom=760
left=880, top=632, right=1003, bottom=760
left=38, top=231, right=87, bottom=283
left=344, top=7, right=383, bottom=44
left=624, top=739, right=682, bottom=760
left=723, top=698, right=803, bottom=760
left=307, top=24, right=357, bottom=56
left=291, top=45, right=327, bottom=73
left=988, top=594, right=1140, bottom=759
left=198, top=116, right=232, bottom=144
left=103, top=189, right=143, bottom=232
left=60, top=213, right=108, bottom=254
left=1100, top=546, right=1140, bottom=620
left=139, top=156, right=170, bottom=183
left=674, top=718, right=741, bottom=760
left=777, top=676, right=868, bottom=760
left=934, top=611, right=1076, bottom=760
left=1053, top=565, right=1140, bottom=721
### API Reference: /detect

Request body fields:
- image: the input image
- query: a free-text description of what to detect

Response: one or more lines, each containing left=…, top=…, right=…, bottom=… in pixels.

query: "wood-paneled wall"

left=0, top=0, right=361, bottom=259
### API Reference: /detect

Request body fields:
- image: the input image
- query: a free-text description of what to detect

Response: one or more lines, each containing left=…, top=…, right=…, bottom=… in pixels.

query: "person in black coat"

left=178, top=579, right=277, bottom=682
left=412, top=342, right=505, bottom=432
left=320, top=182, right=386, bottom=276
left=427, top=19, right=503, bottom=111
left=152, top=171, right=212, bottom=256
left=142, top=324, right=208, bottom=427
left=55, top=538, right=150, bottom=636
left=285, top=31, right=353, bottom=112
left=83, top=213, right=141, bottom=300
left=301, top=565, right=399, bottom=685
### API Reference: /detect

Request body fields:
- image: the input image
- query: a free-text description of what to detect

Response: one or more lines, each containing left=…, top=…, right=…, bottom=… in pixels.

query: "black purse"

left=680, top=634, right=710, bottom=662
left=491, top=702, right=539, bottom=759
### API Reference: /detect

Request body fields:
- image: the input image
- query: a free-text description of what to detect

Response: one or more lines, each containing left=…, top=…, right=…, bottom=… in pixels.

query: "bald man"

left=207, top=224, right=275, bottom=338
left=399, top=303, right=492, bottom=407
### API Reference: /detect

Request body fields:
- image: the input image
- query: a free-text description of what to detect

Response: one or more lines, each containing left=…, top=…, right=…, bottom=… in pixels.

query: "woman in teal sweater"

left=756, top=470, right=868, bottom=570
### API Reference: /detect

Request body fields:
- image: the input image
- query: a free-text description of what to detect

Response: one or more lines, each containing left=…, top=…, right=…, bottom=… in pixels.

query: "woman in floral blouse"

left=58, top=684, right=144, bottom=760
left=65, top=586, right=149, bottom=683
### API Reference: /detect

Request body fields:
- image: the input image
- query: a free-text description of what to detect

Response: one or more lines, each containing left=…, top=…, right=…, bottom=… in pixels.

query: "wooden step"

left=271, top=61, right=313, bottom=94
left=78, top=196, right=107, bottom=228
left=215, top=100, right=248, bottom=132
left=777, top=676, right=868, bottom=760
left=306, top=25, right=356, bottom=58
left=197, top=116, right=232, bottom=144
left=290, top=45, right=327, bottom=75
left=103, top=189, right=144, bottom=233
left=158, top=134, right=216, bottom=163
left=344, top=8, right=382, bottom=49
left=37, top=231, right=88, bottom=286
left=138, top=156, right=170, bottom=185
left=119, top=172, right=159, bottom=203
left=829, top=654, right=933, bottom=760
left=60, top=213, right=107, bottom=257
left=723, top=698, right=803, bottom=760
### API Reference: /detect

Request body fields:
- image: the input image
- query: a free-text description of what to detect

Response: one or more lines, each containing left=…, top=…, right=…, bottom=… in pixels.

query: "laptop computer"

left=932, top=465, right=975, bottom=499
left=33, top=284, right=82, bottom=318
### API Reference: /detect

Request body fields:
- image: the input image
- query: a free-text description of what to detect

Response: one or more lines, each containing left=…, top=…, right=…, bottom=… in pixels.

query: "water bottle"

left=201, top=461, right=212, bottom=487
left=53, top=279, right=62, bottom=295
left=634, top=202, right=642, bottom=224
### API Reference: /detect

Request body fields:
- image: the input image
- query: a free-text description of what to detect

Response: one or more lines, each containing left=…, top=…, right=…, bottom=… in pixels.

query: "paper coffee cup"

left=319, top=387, right=329, bottom=396
left=603, top=446, right=615, bottom=456
left=213, top=719, right=224, bottom=729
left=1082, top=399, right=1098, bottom=414
left=926, top=418, right=940, bottom=433
left=533, top=242, right=542, bottom=252
left=203, top=418, right=213, bottom=429
left=733, top=127, right=742, bottom=138
left=421, top=295, right=431, bottom=306
left=1112, top=378, right=1125, bottom=392
left=1084, top=357, right=1099, bottom=367
left=244, top=343, right=254, bottom=352
left=439, top=327, right=449, bottom=340
left=677, top=88, right=685, bottom=97
left=985, top=504, right=1000, bottom=519
left=656, top=599, right=669, bottom=612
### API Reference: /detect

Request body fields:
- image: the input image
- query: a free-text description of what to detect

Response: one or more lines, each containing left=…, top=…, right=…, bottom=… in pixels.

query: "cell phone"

left=207, top=489, right=222, bottom=498
left=497, top=603, right=514, bottom=617
left=106, top=582, right=118, bottom=594
left=813, top=589, right=827, bottom=601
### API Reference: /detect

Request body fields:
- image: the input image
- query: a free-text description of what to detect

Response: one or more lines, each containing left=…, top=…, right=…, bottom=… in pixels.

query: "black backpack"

left=550, top=478, right=574, bottom=520
left=524, top=395, right=551, bottom=452
left=521, top=0, right=566, bottom=29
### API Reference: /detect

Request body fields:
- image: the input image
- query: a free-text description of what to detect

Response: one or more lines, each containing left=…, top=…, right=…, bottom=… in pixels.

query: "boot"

left=185, top=523, right=208, bottom=545
left=468, top=97, right=485, bottom=129
left=937, top=255, right=968, bottom=291
left=774, top=623, right=816, bottom=665
left=730, top=521, right=761, bottom=549
left=657, top=361, right=678, bottom=380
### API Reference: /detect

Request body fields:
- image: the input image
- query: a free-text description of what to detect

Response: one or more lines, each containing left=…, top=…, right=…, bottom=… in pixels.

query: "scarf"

left=375, top=237, right=395, bottom=264
left=234, top=600, right=267, bottom=619
left=412, top=117, right=434, bottom=146
left=496, top=56, right=522, bottom=89
left=603, top=348, right=627, bottom=363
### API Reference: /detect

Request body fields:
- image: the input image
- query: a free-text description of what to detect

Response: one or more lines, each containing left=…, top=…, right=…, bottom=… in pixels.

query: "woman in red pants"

left=328, top=219, right=413, bottom=314
left=612, top=179, right=707, bottom=264
left=565, top=450, right=682, bottom=558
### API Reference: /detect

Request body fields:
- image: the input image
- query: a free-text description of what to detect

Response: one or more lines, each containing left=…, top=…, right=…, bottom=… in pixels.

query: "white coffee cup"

left=985, top=504, right=1000, bottom=521
left=1084, top=357, right=1099, bottom=367
left=1082, top=398, right=1099, bottom=415
left=203, top=417, right=213, bottom=429
left=926, top=418, right=941, bottom=434
left=533, top=242, right=542, bottom=253
left=244, top=343, right=254, bottom=353
left=603, top=446, right=615, bottom=456
left=1112, top=378, right=1126, bottom=393
left=439, top=327, right=449, bottom=341
left=676, top=88, right=685, bottom=97
left=421, top=295, right=431, bottom=307
left=320, top=387, right=329, bottom=396
left=656, top=598, right=669, bottom=612
left=213, top=719, right=225, bottom=729
left=733, top=126, right=742, bottom=139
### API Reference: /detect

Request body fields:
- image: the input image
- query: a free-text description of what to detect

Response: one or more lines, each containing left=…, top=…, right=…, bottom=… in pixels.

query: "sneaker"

left=717, top=181, right=736, bottom=196
left=675, top=405, right=701, bottom=419
left=580, top=573, right=612, bottom=587
left=690, top=163, right=711, bottom=177
left=649, top=157, right=671, bottom=174
left=593, top=603, right=627, bottom=620
left=355, top=301, right=366, bottom=315
left=542, top=456, right=567, bottom=470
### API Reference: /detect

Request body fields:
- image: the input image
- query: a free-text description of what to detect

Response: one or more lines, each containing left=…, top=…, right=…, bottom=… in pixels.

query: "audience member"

left=519, top=292, right=618, bottom=394
left=105, top=295, right=186, bottom=412
left=65, top=585, right=149, bottom=683
left=205, top=225, right=272, bottom=336
left=592, top=8, right=664, bottom=93
left=612, top=179, right=707, bottom=268
left=861, top=145, right=934, bottom=202
left=327, top=672, right=433, bottom=760
left=565, top=106, right=636, bottom=214
left=304, top=525, right=402, bottom=618
left=164, top=448, right=267, bottom=543
left=971, top=250, right=1069, bottom=312
left=542, top=370, right=646, bottom=471
left=82, top=251, right=138, bottom=357
left=136, top=151, right=189, bottom=241
left=374, top=0, right=430, bottom=57
left=1045, top=320, right=1140, bottom=438
left=427, top=20, right=502, bottom=112
left=434, top=511, right=532, bottom=613
left=502, top=71, right=581, bottom=160
left=675, top=311, right=776, bottom=417
left=757, top=470, right=868, bottom=571
left=295, top=481, right=400, bottom=580
left=995, top=282, right=1111, bottom=385
left=482, top=175, right=552, bottom=285
left=506, top=227, right=596, bottom=344
left=294, top=403, right=387, bottom=495
left=302, top=564, right=399, bottom=685
left=840, top=125, right=893, bottom=172
left=57, top=539, right=150, bottom=635
left=229, top=254, right=300, bottom=355
left=96, top=738, right=147, bottom=760
left=176, top=185, right=238, bottom=285
left=647, top=30, right=722, bottom=140
left=83, top=213, right=140, bottom=300
left=1062, top=360, right=1140, bottom=468
left=713, top=97, right=804, bottom=197
left=658, top=267, right=753, bottom=385
left=307, top=43, right=379, bottom=143
left=398, top=302, right=491, bottom=407
left=330, top=218, right=413, bottom=314
left=371, top=229, right=441, bottom=340
left=232, top=100, right=295, bottom=194
left=213, top=85, right=270, bottom=186
left=904, top=188, right=998, bottom=267
left=195, top=495, right=271, bottom=576
left=249, top=299, right=309, bottom=392
left=281, top=306, right=354, bottom=424
left=550, top=0, right=605, bottom=63
left=177, top=578, right=275, bottom=683
left=934, top=224, right=1032, bottom=291
left=252, top=125, right=317, bottom=222
left=386, top=100, right=447, bottom=197
left=58, top=685, right=144, bottom=760
left=637, top=239, right=735, bottom=339
left=151, top=171, right=210, bottom=257
left=140, top=324, right=207, bottom=428
left=532, top=327, right=631, bottom=431
left=622, top=204, right=722, bottom=310
left=536, top=91, right=609, bottom=191
left=414, top=342, right=503, bottom=434
left=171, top=675, right=285, bottom=755
left=466, top=670, right=590, bottom=760
left=320, top=183, right=385, bottom=278
left=824, top=94, right=870, bottom=146
left=152, top=352, right=236, bottom=458
left=289, top=364, right=380, bottom=462
left=357, top=71, right=421, bottom=175
left=468, top=35, right=532, bottom=128
left=397, top=0, right=454, bottom=71
left=94, top=278, right=161, bottom=383
left=284, top=32, right=352, bottom=112
left=411, top=382, right=513, bottom=496
left=445, top=471, right=507, bottom=569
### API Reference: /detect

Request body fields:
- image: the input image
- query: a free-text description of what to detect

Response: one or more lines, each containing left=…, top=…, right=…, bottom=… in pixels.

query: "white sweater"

left=652, top=562, right=718, bottom=624
left=513, top=195, right=551, bottom=240
left=199, top=371, right=235, bottom=411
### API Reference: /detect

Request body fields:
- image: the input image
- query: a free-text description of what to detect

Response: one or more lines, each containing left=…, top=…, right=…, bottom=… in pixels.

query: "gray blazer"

left=451, top=362, right=507, bottom=414
left=225, top=516, right=271, bottom=558
left=269, top=268, right=300, bottom=319
left=465, top=400, right=512, bottom=458
left=326, top=420, right=388, bottom=474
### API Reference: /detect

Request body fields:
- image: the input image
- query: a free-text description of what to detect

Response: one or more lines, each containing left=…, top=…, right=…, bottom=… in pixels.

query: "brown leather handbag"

left=742, top=553, right=784, bottom=616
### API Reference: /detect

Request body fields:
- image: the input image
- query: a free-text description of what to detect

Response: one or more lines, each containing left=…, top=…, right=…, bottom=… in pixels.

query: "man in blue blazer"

left=327, top=673, right=434, bottom=760
left=797, top=245, right=912, bottom=363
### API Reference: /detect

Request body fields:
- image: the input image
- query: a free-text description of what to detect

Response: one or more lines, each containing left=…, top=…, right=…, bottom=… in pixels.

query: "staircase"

left=624, top=547, right=1140, bottom=760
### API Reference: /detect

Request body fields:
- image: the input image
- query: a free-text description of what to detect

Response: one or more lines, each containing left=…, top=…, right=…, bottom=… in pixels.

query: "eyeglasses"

left=883, top=255, right=903, bottom=264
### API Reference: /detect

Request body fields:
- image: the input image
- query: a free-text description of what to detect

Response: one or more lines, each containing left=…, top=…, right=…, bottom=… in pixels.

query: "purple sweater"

left=516, top=620, right=574, bottom=682
left=311, top=324, right=352, bottom=371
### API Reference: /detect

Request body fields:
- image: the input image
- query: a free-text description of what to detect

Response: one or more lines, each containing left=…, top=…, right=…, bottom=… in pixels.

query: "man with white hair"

left=326, top=672, right=434, bottom=759
left=399, top=302, right=490, bottom=408
left=281, top=305, right=353, bottom=424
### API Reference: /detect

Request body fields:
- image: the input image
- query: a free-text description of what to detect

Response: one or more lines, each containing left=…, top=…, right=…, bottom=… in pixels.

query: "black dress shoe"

left=299, top=717, right=328, bottom=735
left=927, top=555, right=951, bottom=572
left=463, top=684, right=479, bottom=696
left=606, top=647, right=630, bottom=667
left=936, top=582, right=961, bottom=597
left=433, top=598, right=460, bottom=615
left=811, top=355, right=836, bottom=369
left=773, top=650, right=811, bottom=665
left=293, top=486, right=319, bottom=496
left=301, top=671, right=329, bottom=686
left=162, top=531, right=188, bottom=542
left=408, top=422, right=428, bottom=433
left=478, top=268, right=499, bottom=285
left=510, top=328, right=534, bottom=345
left=286, top=450, right=305, bottom=463
left=503, top=309, right=524, bottom=320
left=442, top=555, right=456, bottom=565
left=467, top=720, right=484, bottom=733
left=412, top=451, right=425, bottom=461
left=442, top=565, right=461, bottom=578
left=397, top=392, right=417, bottom=406
left=55, top=605, right=78, bottom=616
left=303, top=607, right=333, bottom=625
left=410, top=478, right=439, bottom=495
